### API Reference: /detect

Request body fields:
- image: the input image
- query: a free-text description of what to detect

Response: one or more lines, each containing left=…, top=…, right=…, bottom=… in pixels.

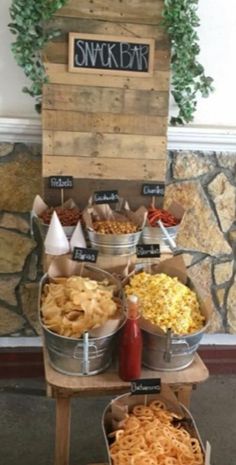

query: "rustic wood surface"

left=43, top=130, right=166, bottom=159
left=47, top=17, right=169, bottom=46
left=44, top=350, right=209, bottom=395
left=42, top=0, right=170, bottom=197
left=43, top=156, right=167, bottom=180
left=43, top=110, right=167, bottom=136
left=43, top=84, right=169, bottom=115
left=42, top=178, right=166, bottom=210
left=55, top=0, right=164, bottom=25
left=45, top=63, right=169, bottom=91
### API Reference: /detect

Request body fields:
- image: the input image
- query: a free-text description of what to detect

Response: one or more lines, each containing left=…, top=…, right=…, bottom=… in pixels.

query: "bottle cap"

left=127, top=294, right=139, bottom=319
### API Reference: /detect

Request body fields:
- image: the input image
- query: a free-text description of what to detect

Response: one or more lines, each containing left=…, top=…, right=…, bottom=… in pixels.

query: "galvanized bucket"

left=142, top=225, right=178, bottom=253
left=124, top=263, right=209, bottom=371
left=141, top=325, right=207, bottom=371
left=102, top=391, right=205, bottom=465
left=41, top=324, right=121, bottom=376
left=87, top=229, right=142, bottom=256
left=39, top=265, right=124, bottom=376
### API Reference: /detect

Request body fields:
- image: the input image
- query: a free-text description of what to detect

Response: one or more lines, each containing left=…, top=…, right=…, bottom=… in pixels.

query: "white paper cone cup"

left=44, top=211, right=70, bottom=255
left=70, top=221, right=87, bottom=251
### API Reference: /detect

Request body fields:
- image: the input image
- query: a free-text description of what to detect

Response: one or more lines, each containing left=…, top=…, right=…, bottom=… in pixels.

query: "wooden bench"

left=43, top=350, right=209, bottom=465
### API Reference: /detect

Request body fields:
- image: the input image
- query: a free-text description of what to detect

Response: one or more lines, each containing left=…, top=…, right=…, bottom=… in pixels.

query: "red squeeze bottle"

left=118, top=295, right=143, bottom=381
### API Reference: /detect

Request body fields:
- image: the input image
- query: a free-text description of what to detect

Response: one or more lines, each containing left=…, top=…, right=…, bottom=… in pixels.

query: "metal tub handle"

left=163, top=330, right=190, bottom=363
left=73, top=333, right=99, bottom=375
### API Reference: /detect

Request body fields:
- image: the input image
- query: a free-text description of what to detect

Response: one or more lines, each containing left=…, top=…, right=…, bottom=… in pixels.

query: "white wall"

left=1, top=0, right=236, bottom=127
left=0, top=0, right=36, bottom=117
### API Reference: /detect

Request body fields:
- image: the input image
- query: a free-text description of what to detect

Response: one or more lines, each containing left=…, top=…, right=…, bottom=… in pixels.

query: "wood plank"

left=43, top=83, right=169, bottom=116
left=42, top=156, right=166, bottom=180
left=43, top=178, right=167, bottom=210
left=43, top=41, right=170, bottom=71
left=47, top=17, right=168, bottom=43
left=43, top=131, right=166, bottom=158
left=55, top=0, right=164, bottom=25
left=45, top=63, right=169, bottom=92
left=44, top=349, right=208, bottom=394
left=55, top=397, right=71, bottom=465
left=43, top=110, right=167, bottom=136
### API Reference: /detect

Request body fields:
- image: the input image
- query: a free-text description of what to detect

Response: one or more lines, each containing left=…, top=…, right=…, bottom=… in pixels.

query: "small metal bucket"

left=87, top=229, right=142, bottom=256
left=142, top=225, right=178, bottom=253
left=39, top=265, right=124, bottom=376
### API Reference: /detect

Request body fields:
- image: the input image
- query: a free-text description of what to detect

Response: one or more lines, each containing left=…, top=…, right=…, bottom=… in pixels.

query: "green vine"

left=162, top=0, right=214, bottom=125
left=9, top=0, right=214, bottom=123
left=9, top=0, right=68, bottom=112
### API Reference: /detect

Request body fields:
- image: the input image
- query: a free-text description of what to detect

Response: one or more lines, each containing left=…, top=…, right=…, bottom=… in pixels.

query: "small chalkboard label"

left=142, top=183, right=165, bottom=196
left=94, top=190, right=119, bottom=204
left=69, top=33, right=154, bottom=77
left=49, top=176, right=73, bottom=189
left=136, top=244, right=160, bottom=258
left=72, top=247, right=98, bottom=263
left=131, top=378, right=161, bottom=395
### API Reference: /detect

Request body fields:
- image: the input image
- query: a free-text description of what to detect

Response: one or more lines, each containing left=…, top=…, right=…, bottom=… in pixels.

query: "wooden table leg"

left=176, top=384, right=193, bottom=409
left=55, top=396, right=71, bottom=465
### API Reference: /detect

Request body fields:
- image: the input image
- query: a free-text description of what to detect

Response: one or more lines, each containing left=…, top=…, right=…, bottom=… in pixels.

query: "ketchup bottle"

left=118, top=295, right=143, bottom=381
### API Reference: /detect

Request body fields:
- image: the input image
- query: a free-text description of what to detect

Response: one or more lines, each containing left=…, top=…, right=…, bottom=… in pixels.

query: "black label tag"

left=49, top=176, right=73, bottom=189
left=94, top=190, right=119, bottom=204
left=136, top=244, right=160, bottom=258
left=72, top=247, right=98, bottom=263
left=131, top=378, right=161, bottom=395
left=142, top=183, right=165, bottom=196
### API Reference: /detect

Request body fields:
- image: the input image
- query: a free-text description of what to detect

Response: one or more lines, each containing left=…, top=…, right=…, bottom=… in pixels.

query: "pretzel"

left=108, top=401, right=204, bottom=465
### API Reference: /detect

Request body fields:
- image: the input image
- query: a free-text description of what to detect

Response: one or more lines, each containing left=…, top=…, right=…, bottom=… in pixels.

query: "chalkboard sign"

left=131, top=378, right=161, bottom=395
left=142, top=183, right=165, bottom=196
left=136, top=244, right=160, bottom=258
left=72, top=247, right=98, bottom=263
left=69, top=33, right=155, bottom=77
left=49, top=176, right=73, bottom=189
left=94, top=190, right=119, bottom=204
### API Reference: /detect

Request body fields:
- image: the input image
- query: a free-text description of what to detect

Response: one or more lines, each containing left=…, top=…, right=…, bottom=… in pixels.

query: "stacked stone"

left=165, top=150, right=236, bottom=334
left=0, top=143, right=42, bottom=337
left=0, top=143, right=236, bottom=337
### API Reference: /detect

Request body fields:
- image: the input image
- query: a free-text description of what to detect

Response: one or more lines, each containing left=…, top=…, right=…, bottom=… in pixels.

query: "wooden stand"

left=43, top=349, right=209, bottom=465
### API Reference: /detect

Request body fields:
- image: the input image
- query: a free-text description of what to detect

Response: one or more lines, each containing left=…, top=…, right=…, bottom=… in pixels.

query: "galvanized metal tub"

left=124, top=263, right=209, bottom=371
left=87, top=229, right=142, bottom=256
left=39, top=265, right=124, bottom=376
left=102, top=392, right=205, bottom=465
left=142, top=225, right=178, bottom=253
left=141, top=325, right=207, bottom=371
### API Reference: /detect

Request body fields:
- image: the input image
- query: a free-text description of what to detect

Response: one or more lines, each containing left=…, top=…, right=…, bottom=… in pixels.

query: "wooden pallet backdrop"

left=42, top=0, right=170, bottom=208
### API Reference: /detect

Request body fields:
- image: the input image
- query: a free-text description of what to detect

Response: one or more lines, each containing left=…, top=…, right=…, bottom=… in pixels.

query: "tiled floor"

left=0, top=375, right=235, bottom=465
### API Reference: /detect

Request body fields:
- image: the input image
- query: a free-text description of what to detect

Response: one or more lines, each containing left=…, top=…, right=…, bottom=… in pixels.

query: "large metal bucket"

left=39, top=265, right=124, bottom=376
left=142, top=325, right=207, bottom=371
left=41, top=324, right=120, bottom=376
left=102, top=391, right=205, bottom=465
left=124, top=263, right=209, bottom=371
left=142, top=225, right=178, bottom=252
left=87, top=229, right=142, bottom=256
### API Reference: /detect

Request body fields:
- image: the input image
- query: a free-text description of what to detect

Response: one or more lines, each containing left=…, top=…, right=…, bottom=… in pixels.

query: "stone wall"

left=165, top=150, right=236, bottom=333
left=0, top=142, right=235, bottom=337
left=0, top=143, right=42, bottom=337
